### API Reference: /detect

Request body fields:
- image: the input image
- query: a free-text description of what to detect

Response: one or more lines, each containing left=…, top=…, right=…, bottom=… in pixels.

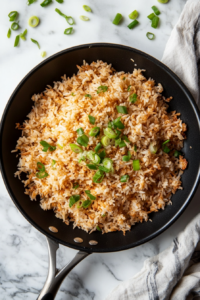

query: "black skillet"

left=1, top=43, right=200, bottom=300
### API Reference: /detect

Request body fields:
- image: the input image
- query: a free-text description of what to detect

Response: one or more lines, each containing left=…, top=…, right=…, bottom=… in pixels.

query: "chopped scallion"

left=127, top=85, right=131, bottom=92
left=55, top=8, right=75, bottom=25
left=85, top=190, right=96, bottom=200
left=129, top=10, right=138, bottom=20
left=104, top=128, right=118, bottom=139
left=8, top=11, right=18, bottom=22
left=133, top=159, right=140, bottom=171
left=146, top=32, right=155, bottom=40
left=134, top=145, right=137, bottom=152
left=11, top=22, right=19, bottom=31
left=116, top=106, right=128, bottom=114
left=163, top=139, right=170, bottom=145
left=40, top=0, right=52, bottom=7
left=64, top=27, right=73, bottom=35
left=82, top=200, right=92, bottom=208
left=130, top=93, right=137, bottom=103
left=95, top=143, right=102, bottom=153
left=76, top=128, right=84, bottom=136
left=102, top=158, right=113, bottom=170
left=31, top=38, right=40, bottom=49
left=7, top=28, right=11, bottom=38
left=127, top=19, right=139, bottom=29
left=20, top=29, right=27, bottom=41
left=41, top=51, right=47, bottom=58
left=149, top=142, right=158, bottom=154
left=112, top=13, right=122, bottom=25
left=88, top=115, right=95, bottom=125
left=163, top=146, right=170, bottom=153
left=151, top=16, right=159, bottom=28
left=83, top=5, right=92, bottom=12
left=101, top=136, right=113, bottom=147
left=93, top=170, right=104, bottom=183
left=120, top=175, right=129, bottom=182
left=80, top=15, right=90, bottom=21
left=27, top=0, right=37, bottom=5
left=73, top=183, right=79, bottom=189
left=40, top=141, right=56, bottom=152
left=99, top=149, right=106, bottom=161
left=157, top=0, right=168, bottom=3
left=174, top=150, right=181, bottom=158
left=152, top=6, right=161, bottom=15
left=14, top=35, right=20, bottom=47
left=122, top=136, right=130, bottom=143
left=69, top=143, right=83, bottom=153
left=77, top=135, right=89, bottom=147
left=85, top=94, right=92, bottom=99
left=56, top=0, right=64, bottom=3
left=99, top=166, right=110, bottom=173
left=113, top=117, right=124, bottom=129
left=51, top=159, right=57, bottom=169
left=97, top=86, right=108, bottom=94
left=122, top=151, right=131, bottom=162
left=71, top=92, right=75, bottom=96
left=36, top=162, right=48, bottom=179
left=86, top=164, right=98, bottom=170
left=96, top=225, right=101, bottom=231
left=28, top=16, right=40, bottom=28
left=147, top=13, right=155, bottom=20
left=89, top=127, right=100, bottom=137
left=69, top=195, right=80, bottom=207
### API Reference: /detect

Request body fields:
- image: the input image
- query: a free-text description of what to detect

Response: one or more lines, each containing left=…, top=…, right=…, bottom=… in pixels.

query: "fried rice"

left=14, top=60, right=188, bottom=234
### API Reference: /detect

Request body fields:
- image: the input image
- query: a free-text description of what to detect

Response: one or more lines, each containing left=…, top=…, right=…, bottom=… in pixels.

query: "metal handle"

left=37, top=237, right=91, bottom=300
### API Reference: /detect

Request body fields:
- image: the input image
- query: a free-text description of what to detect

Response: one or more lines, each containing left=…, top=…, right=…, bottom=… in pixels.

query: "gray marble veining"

left=0, top=0, right=195, bottom=299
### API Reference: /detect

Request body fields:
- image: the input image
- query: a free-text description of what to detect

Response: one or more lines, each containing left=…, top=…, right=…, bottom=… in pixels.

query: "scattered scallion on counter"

left=127, top=19, right=139, bottom=29
left=85, top=94, right=92, bottom=99
left=85, top=190, right=96, bottom=200
left=96, top=225, right=101, bottom=231
left=55, top=8, right=75, bottom=25
left=147, top=13, right=155, bottom=20
left=80, top=15, right=90, bottom=21
left=73, top=183, right=79, bottom=189
left=174, top=150, right=181, bottom=158
left=77, top=134, right=89, bottom=147
left=69, top=195, right=80, bottom=207
left=95, top=143, right=102, bottom=153
left=40, top=0, right=52, bottom=7
left=88, top=115, right=95, bottom=125
left=7, top=28, right=11, bottom=38
left=31, top=38, right=40, bottom=49
left=36, top=162, right=49, bottom=179
left=14, top=35, right=20, bottom=47
left=146, top=32, right=155, bottom=40
left=97, top=86, right=108, bottom=94
left=129, top=10, right=138, bottom=20
left=83, top=5, right=92, bottom=12
left=112, top=13, right=122, bottom=25
left=152, top=6, right=161, bottom=15
left=20, top=29, right=27, bottom=40
left=157, top=0, right=168, bottom=3
left=64, top=27, right=73, bottom=35
left=41, top=51, right=47, bottom=58
left=133, top=159, right=140, bottom=171
left=120, top=175, right=129, bottom=182
left=116, top=106, right=128, bottom=114
left=8, top=11, right=18, bottom=22
left=89, top=127, right=100, bottom=137
left=122, top=150, right=131, bottom=162
left=28, top=16, right=40, bottom=28
left=70, top=143, right=83, bottom=153
left=56, top=0, right=64, bottom=3
left=82, top=200, right=92, bottom=208
left=151, top=16, right=159, bottom=28
left=51, top=159, right=57, bottom=169
left=27, top=0, right=37, bottom=5
left=11, top=22, right=19, bottom=31
left=129, top=93, right=137, bottom=103
left=40, top=140, right=56, bottom=152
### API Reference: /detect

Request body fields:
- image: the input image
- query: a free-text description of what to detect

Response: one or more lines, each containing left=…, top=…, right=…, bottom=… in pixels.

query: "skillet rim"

left=1, top=42, right=200, bottom=253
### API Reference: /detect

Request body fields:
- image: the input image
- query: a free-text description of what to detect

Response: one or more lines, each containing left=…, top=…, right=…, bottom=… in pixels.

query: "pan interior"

left=1, top=44, right=200, bottom=253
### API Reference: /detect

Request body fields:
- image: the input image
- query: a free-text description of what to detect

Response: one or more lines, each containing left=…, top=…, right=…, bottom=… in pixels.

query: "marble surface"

left=1, top=0, right=198, bottom=299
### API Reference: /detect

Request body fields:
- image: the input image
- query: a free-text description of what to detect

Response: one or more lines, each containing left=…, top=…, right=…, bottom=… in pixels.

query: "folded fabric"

left=106, top=0, right=200, bottom=299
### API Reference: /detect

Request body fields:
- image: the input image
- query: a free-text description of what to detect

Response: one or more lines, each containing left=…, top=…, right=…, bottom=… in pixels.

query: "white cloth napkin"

left=106, top=0, right=200, bottom=299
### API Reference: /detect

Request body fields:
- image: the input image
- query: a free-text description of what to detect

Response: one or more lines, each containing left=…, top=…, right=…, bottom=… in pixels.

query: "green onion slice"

left=85, top=190, right=96, bottom=200
left=122, top=151, right=131, bottom=162
left=163, top=139, right=170, bottom=145
left=151, top=16, right=159, bottom=28
left=27, top=0, right=37, bottom=5
left=174, top=150, right=181, bottom=158
left=51, top=159, right=56, bottom=169
left=119, top=140, right=126, bottom=148
left=55, top=9, right=75, bottom=25
left=28, top=16, right=40, bottom=27
left=70, top=143, right=83, bottom=153
left=93, top=170, right=104, bottom=183
left=163, top=146, right=170, bottom=153
left=149, top=142, right=158, bottom=154
left=129, top=10, right=138, bottom=20
left=71, top=92, right=75, bottom=96
left=97, top=86, right=108, bottom=94
left=112, top=13, right=122, bottom=25
left=86, top=164, right=98, bottom=170
left=127, top=85, right=131, bottom=92
left=134, top=145, right=137, bottom=152
left=87, top=151, right=100, bottom=164
left=146, top=32, right=155, bottom=40
left=69, top=195, right=80, bottom=207
left=82, top=200, right=92, bottom=208
left=88, top=115, right=95, bottom=125
left=80, top=15, right=89, bottom=21
left=130, top=93, right=137, bottom=103
left=89, top=127, right=100, bottom=137
left=14, top=35, right=20, bottom=47
left=64, top=27, right=73, bottom=35
left=7, top=28, right=11, bottom=38
left=127, top=19, right=139, bottom=29
left=40, top=0, right=52, bottom=7
left=37, top=162, right=45, bottom=172
left=113, top=117, right=124, bottom=129
left=99, top=149, right=106, bottom=161
left=152, top=6, right=161, bottom=15
left=83, top=5, right=92, bottom=12
left=40, top=140, right=56, bottom=152
left=122, top=136, right=130, bottom=143
left=99, top=166, right=110, bottom=173
left=41, top=51, right=47, bottom=58
left=96, top=225, right=101, bottom=231
left=77, top=135, right=89, bottom=147
left=102, top=158, right=113, bottom=170
left=101, top=136, right=113, bottom=147
left=56, top=0, right=64, bottom=2
left=73, top=183, right=79, bottom=189
left=85, top=94, right=92, bottom=99
left=20, top=29, right=27, bottom=40
left=58, top=144, right=63, bottom=150
left=120, top=175, right=129, bottom=182
left=76, top=128, right=84, bottom=136
left=133, top=159, right=140, bottom=171
left=95, top=143, right=102, bottom=153
left=147, top=13, right=155, bottom=20
left=8, top=11, right=18, bottom=22
left=11, top=22, right=19, bottom=31
left=157, top=0, right=168, bottom=3
left=31, top=38, right=40, bottom=49
left=116, top=106, right=128, bottom=114
left=104, top=128, right=118, bottom=139
left=36, top=162, right=48, bottom=178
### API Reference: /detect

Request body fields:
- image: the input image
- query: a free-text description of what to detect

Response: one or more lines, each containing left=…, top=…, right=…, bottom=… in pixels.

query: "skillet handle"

left=37, top=237, right=91, bottom=300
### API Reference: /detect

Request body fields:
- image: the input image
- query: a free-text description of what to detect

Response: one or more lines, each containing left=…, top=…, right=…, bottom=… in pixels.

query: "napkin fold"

left=106, top=0, right=200, bottom=299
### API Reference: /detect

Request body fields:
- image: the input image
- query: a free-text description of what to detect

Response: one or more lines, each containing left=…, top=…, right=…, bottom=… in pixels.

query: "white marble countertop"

left=1, top=0, right=199, bottom=299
